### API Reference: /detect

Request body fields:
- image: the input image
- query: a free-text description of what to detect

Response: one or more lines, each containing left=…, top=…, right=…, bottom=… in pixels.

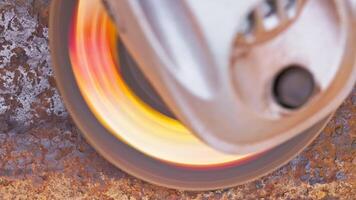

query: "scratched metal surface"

left=0, top=1, right=355, bottom=199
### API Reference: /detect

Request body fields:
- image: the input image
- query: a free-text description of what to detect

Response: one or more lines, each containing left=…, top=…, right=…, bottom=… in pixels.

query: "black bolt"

left=273, top=65, right=315, bottom=109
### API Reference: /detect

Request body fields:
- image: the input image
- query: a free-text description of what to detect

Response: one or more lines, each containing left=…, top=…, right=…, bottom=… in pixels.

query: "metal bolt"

left=273, top=65, right=315, bottom=109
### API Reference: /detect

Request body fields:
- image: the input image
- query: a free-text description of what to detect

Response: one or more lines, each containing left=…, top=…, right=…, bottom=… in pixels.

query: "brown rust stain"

left=0, top=0, right=355, bottom=199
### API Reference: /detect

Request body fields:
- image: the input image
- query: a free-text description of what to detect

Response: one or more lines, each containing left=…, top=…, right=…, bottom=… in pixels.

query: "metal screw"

left=273, top=65, right=315, bottom=109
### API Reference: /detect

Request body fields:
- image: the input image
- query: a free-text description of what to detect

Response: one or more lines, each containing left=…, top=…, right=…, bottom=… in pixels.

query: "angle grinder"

left=49, top=0, right=356, bottom=190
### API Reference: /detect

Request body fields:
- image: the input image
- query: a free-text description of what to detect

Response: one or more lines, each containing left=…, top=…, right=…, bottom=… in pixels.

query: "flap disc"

left=49, top=0, right=354, bottom=190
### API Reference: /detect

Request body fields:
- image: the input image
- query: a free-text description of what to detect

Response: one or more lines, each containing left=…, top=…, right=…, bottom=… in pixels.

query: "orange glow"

left=69, top=0, right=256, bottom=167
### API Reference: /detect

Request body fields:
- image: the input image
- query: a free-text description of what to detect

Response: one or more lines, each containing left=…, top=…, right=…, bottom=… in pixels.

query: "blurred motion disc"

left=50, top=0, right=332, bottom=190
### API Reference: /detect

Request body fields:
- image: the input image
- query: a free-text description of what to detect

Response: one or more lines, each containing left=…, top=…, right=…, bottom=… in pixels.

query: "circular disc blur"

left=50, top=0, right=332, bottom=190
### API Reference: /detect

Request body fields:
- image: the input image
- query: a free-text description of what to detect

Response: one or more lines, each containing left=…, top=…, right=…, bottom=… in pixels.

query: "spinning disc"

left=68, top=0, right=258, bottom=167
left=50, top=0, right=332, bottom=190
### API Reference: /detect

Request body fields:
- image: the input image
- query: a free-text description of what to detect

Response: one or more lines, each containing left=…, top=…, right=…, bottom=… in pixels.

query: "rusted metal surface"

left=0, top=0, right=355, bottom=199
